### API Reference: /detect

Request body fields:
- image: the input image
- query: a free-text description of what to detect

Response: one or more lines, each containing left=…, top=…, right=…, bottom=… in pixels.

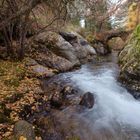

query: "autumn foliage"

left=126, top=2, right=140, bottom=31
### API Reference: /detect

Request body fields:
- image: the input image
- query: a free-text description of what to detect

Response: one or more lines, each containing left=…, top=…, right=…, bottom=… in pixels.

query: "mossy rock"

left=119, top=24, right=140, bottom=92
left=119, top=24, right=140, bottom=69
left=133, top=24, right=140, bottom=40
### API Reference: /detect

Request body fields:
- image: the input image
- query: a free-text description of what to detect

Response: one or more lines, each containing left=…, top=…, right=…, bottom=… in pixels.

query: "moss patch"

left=119, top=24, right=140, bottom=69
left=119, top=24, right=140, bottom=92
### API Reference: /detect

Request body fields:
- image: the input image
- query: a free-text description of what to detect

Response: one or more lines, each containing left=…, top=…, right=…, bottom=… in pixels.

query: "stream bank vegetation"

left=0, top=0, right=140, bottom=140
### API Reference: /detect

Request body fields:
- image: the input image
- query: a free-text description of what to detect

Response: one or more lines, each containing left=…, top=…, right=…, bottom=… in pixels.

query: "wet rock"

left=14, top=120, right=35, bottom=140
left=119, top=70, right=140, bottom=98
left=49, top=86, right=69, bottom=108
left=50, top=85, right=81, bottom=109
left=79, top=92, right=94, bottom=109
left=41, top=72, right=85, bottom=109
left=61, top=86, right=79, bottom=95
left=42, top=74, right=81, bottom=108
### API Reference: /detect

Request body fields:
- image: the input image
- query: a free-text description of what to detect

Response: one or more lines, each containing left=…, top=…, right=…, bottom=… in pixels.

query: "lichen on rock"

left=119, top=24, right=140, bottom=95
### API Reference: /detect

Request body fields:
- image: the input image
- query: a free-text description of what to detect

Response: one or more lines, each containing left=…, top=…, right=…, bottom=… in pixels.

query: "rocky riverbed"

left=1, top=28, right=140, bottom=140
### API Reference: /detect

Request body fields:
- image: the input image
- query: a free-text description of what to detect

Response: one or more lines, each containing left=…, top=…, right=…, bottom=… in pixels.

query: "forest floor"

left=0, top=59, right=45, bottom=139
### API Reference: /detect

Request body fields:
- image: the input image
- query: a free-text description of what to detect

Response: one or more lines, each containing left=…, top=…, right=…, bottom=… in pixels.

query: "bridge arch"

left=93, top=30, right=131, bottom=54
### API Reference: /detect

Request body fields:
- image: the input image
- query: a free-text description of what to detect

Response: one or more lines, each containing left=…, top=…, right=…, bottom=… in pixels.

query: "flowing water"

left=54, top=53, right=140, bottom=140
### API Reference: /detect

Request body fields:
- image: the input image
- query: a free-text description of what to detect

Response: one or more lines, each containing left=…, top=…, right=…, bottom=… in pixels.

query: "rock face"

left=14, top=120, right=35, bottom=140
left=32, top=31, right=96, bottom=72
left=26, top=30, right=97, bottom=74
left=59, top=31, right=96, bottom=63
left=119, top=25, right=140, bottom=97
left=79, top=92, right=94, bottom=109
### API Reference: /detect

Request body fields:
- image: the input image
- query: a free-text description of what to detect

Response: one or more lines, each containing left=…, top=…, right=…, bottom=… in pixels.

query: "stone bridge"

left=93, top=30, right=131, bottom=54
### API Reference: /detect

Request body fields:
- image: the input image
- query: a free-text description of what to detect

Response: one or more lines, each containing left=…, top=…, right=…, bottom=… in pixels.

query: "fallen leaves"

left=0, top=59, right=47, bottom=139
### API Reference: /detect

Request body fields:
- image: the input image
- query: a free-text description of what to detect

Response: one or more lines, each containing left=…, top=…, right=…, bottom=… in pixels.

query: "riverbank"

left=1, top=28, right=140, bottom=140
left=1, top=49, right=140, bottom=140
left=0, top=31, right=97, bottom=140
left=118, top=25, right=140, bottom=97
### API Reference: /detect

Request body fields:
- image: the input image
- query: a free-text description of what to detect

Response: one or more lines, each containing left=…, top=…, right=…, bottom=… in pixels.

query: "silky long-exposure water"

left=54, top=54, right=140, bottom=140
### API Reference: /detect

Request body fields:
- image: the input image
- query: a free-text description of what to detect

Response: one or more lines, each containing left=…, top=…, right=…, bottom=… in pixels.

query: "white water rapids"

left=55, top=54, right=140, bottom=140
left=71, top=63, right=140, bottom=129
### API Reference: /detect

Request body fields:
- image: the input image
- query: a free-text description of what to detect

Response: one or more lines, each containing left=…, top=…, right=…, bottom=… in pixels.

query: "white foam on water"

left=70, top=65, right=140, bottom=130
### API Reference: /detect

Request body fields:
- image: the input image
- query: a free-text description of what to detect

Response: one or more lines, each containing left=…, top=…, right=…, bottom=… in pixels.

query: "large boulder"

left=28, top=40, right=75, bottom=72
left=34, top=31, right=96, bottom=66
left=119, top=25, right=140, bottom=97
left=34, top=32, right=80, bottom=66
left=59, top=31, right=96, bottom=62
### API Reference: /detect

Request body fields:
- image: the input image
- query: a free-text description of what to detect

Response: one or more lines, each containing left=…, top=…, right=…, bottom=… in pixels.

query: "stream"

left=52, top=52, right=140, bottom=140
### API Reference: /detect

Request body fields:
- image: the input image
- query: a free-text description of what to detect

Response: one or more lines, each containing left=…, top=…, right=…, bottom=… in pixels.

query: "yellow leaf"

left=19, top=136, right=27, bottom=140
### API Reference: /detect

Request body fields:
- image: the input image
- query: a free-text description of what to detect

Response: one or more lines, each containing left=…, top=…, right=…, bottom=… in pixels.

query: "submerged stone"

left=79, top=92, right=94, bottom=109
